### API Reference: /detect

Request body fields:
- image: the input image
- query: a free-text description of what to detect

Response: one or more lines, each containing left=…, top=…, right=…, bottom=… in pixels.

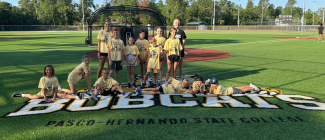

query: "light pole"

left=302, top=0, right=305, bottom=31
left=238, top=0, right=240, bottom=27
left=323, top=0, right=325, bottom=24
left=82, top=0, right=85, bottom=31
left=313, top=1, right=317, bottom=25
left=261, top=2, right=263, bottom=25
left=213, top=0, right=215, bottom=31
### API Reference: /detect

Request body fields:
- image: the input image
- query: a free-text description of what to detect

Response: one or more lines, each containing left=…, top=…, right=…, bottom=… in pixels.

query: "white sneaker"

left=58, top=85, right=62, bottom=92
left=93, top=81, right=98, bottom=86
left=318, top=41, right=320, bottom=43
left=89, top=96, right=98, bottom=101
left=124, top=91, right=133, bottom=98
left=250, top=83, right=260, bottom=91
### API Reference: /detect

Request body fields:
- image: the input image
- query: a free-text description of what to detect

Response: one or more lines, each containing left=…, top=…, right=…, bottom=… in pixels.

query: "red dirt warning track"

left=86, top=48, right=231, bottom=63
left=267, top=37, right=315, bottom=40
left=0, top=36, right=32, bottom=39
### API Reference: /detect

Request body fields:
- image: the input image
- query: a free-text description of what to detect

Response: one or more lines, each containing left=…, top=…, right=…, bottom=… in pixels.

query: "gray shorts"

left=232, top=87, right=243, bottom=94
left=125, top=55, right=137, bottom=66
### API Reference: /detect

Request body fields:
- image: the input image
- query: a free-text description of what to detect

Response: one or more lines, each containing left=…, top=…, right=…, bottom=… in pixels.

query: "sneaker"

left=318, top=41, right=320, bottom=43
left=205, top=79, right=210, bottom=85
left=146, top=80, right=150, bottom=87
left=78, top=93, right=84, bottom=99
left=128, top=83, right=131, bottom=88
left=141, top=82, right=146, bottom=88
left=58, top=85, right=62, bottom=92
left=136, top=88, right=142, bottom=92
left=89, top=96, right=98, bottom=101
left=152, top=84, right=157, bottom=88
left=12, top=93, right=23, bottom=97
left=250, top=83, right=260, bottom=91
left=124, top=91, right=133, bottom=98
left=132, top=83, right=136, bottom=88
left=93, top=81, right=98, bottom=86
left=323, top=41, right=324, bottom=42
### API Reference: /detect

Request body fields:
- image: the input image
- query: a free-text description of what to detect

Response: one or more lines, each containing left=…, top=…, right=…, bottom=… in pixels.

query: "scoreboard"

left=279, top=15, right=292, bottom=25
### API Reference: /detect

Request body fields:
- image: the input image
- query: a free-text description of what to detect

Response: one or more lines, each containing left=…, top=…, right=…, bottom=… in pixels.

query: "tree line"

left=0, top=0, right=324, bottom=26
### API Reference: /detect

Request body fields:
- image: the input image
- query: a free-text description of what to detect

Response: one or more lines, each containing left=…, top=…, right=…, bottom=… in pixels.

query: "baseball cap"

left=210, top=78, right=218, bottom=84
left=196, top=76, right=203, bottom=81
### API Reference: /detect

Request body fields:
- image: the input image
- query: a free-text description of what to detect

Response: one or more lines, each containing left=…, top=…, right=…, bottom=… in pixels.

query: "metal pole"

left=313, top=1, right=317, bottom=25
left=323, top=0, right=325, bottom=24
left=82, top=0, right=84, bottom=31
left=261, top=2, right=263, bottom=25
left=302, top=0, right=305, bottom=31
left=213, top=0, right=215, bottom=31
left=238, top=0, right=240, bottom=27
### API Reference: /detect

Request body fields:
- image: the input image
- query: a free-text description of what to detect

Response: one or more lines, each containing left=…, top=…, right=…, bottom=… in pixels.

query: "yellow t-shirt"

left=155, top=36, right=166, bottom=47
left=192, top=82, right=206, bottom=92
left=212, top=85, right=234, bottom=95
left=67, top=62, right=90, bottom=84
left=147, top=45, right=162, bottom=70
left=97, top=30, right=112, bottom=53
left=164, top=38, right=183, bottom=56
left=135, top=39, right=149, bottom=59
left=162, top=78, right=189, bottom=94
left=124, top=45, right=140, bottom=56
left=108, top=38, right=125, bottom=61
left=97, top=77, right=117, bottom=91
left=37, top=76, right=59, bottom=97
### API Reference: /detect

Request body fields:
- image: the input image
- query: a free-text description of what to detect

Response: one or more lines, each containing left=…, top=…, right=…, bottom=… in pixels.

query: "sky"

left=2, top=0, right=325, bottom=12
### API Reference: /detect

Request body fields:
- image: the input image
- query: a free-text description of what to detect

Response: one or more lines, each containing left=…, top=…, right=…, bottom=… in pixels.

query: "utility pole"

left=82, top=0, right=85, bottom=31
left=261, top=2, right=263, bottom=25
left=213, top=0, right=215, bottom=31
left=238, top=0, right=240, bottom=27
left=313, top=1, right=317, bottom=25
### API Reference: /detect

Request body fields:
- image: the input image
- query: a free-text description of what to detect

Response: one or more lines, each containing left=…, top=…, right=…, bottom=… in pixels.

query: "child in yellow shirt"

left=192, top=76, right=206, bottom=95
left=141, top=38, right=161, bottom=88
left=59, top=55, right=93, bottom=96
left=12, top=65, right=81, bottom=102
left=92, top=68, right=131, bottom=101
left=164, top=28, right=182, bottom=82
left=124, top=36, right=140, bottom=88
left=204, top=78, right=260, bottom=97
left=135, top=30, right=149, bottom=85
left=107, top=27, right=125, bottom=82
left=155, top=27, right=166, bottom=86
left=135, top=78, right=192, bottom=95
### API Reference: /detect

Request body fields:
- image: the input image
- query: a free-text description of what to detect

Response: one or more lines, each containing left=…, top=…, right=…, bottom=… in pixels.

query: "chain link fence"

left=0, top=25, right=319, bottom=32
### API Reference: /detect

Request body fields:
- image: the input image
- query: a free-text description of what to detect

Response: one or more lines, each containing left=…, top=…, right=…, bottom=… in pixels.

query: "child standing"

left=192, top=76, right=206, bottom=94
left=59, top=55, right=93, bottom=95
left=155, top=27, right=166, bottom=86
left=124, top=36, right=140, bottom=88
left=135, top=78, right=192, bottom=95
left=96, top=19, right=112, bottom=84
left=135, top=30, right=149, bottom=85
left=107, top=27, right=125, bottom=82
left=141, top=38, right=161, bottom=88
left=92, top=68, right=132, bottom=101
left=203, top=78, right=260, bottom=97
left=164, top=28, right=182, bottom=82
left=12, top=65, right=81, bottom=102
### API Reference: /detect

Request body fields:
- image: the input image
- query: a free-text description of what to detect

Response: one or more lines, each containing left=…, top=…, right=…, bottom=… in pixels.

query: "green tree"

left=285, top=0, right=296, bottom=16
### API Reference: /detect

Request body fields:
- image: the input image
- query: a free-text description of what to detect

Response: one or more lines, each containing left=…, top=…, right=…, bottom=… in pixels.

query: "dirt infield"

left=86, top=48, right=231, bottom=63
left=0, top=36, right=32, bottom=39
left=267, top=37, right=315, bottom=40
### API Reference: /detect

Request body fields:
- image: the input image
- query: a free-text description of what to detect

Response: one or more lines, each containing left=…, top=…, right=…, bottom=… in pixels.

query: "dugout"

left=85, top=5, right=167, bottom=46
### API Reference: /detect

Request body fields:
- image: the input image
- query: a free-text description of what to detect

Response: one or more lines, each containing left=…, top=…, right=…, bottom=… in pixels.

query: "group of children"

left=12, top=19, right=261, bottom=102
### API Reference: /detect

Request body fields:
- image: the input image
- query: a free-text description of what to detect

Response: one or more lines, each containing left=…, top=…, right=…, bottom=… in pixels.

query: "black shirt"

left=318, top=26, right=324, bottom=34
left=169, top=29, right=187, bottom=45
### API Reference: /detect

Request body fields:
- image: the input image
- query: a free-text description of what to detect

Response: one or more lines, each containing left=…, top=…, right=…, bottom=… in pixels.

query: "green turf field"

left=1, top=30, right=325, bottom=139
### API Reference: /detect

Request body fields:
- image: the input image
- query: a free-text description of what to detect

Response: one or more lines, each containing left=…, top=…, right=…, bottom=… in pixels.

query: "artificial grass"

left=0, top=30, right=324, bottom=139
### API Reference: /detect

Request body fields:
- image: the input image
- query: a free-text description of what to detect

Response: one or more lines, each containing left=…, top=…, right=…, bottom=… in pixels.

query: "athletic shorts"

left=100, top=88, right=114, bottom=96
left=147, top=68, right=159, bottom=73
left=232, top=87, right=243, bottom=94
left=110, top=61, right=123, bottom=71
left=100, top=53, right=108, bottom=56
left=180, top=49, right=185, bottom=57
left=168, top=55, right=180, bottom=63
left=158, top=86, right=164, bottom=94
